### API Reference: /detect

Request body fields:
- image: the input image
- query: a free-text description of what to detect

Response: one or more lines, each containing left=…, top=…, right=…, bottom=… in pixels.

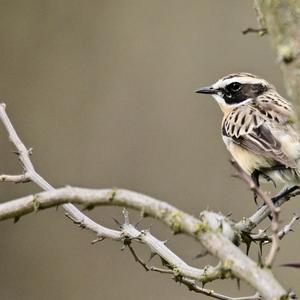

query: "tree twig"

left=94, top=209, right=258, bottom=300
left=0, top=173, right=31, bottom=183
left=126, top=243, right=173, bottom=274
left=0, top=103, right=290, bottom=299
left=278, top=215, right=299, bottom=240
left=235, top=189, right=299, bottom=232
left=230, top=160, right=280, bottom=267
left=0, top=187, right=290, bottom=298
left=242, top=27, right=267, bottom=36
left=0, top=103, right=124, bottom=240
left=248, top=215, right=299, bottom=244
left=179, top=277, right=261, bottom=300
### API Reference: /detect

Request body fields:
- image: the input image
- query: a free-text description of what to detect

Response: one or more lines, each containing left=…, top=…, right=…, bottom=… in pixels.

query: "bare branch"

left=0, top=104, right=291, bottom=299
left=248, top=215, right=299, bottom=245
left=0, top=103, right=124, bottom=240
left=0, top=173, right=30, bottom=183
left=0, top=187, right=290, bottom=299
left=235, top=189, right=299, bottom=232
left=127, top=243, right=173, bottom=274
left=179, top=277, right=261, bottom=300
left=230, top=160, right=280, bottom=267
left=278, top=215, right=299, bottom=239
left=92, top=209, right=256, bottom=300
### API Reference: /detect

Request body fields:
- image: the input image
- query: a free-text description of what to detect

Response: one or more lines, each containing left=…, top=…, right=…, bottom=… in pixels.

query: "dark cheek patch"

left=223, top=90, right=249, bottom=104
left=223, top=84, right=267, bottom=105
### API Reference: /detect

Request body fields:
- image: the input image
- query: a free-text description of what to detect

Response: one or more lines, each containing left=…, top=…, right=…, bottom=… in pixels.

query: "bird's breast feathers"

left=222, top=135, right=274, bottom=174
left=221, top=103, right=300, bottom=174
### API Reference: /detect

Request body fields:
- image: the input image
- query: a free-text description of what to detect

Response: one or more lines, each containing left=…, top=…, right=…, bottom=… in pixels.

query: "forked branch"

left=231, top=160, right=280, bottom=267
left=0, top=103, right=292, bottom=299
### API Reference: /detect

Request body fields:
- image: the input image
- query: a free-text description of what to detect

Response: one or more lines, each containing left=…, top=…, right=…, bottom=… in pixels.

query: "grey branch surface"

left=254, top=0, right=300, bottom=112
left=0, top=187, right=290, bottom=299
left=0, top=103, right=295, bottom=299
left=0, top=104, right=122, bottom=239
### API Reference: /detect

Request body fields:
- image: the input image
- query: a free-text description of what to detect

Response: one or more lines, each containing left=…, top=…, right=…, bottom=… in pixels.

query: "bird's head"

left=195, top=73, right=274, bottom=113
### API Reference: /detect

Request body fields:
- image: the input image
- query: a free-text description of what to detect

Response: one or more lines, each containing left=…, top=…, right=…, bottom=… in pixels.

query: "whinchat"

left=195, top=73, right=300, bottom=201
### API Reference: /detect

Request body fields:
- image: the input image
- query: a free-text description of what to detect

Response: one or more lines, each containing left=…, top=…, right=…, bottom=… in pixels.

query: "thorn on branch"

left=230, top=159, right=280, bottom=267
left=148, top=251, right=157, bottom=262
left=134, top=216, right=144, bottom=228
left=65, top=213, right=86, bottom=229
left=193, top=250, right=209, bottom=260
left=27, top=148, right=33, bottom=156
left=14, top=216, right=20, bottom=223
left=0, top=100, right=294, bottom=299
left=281, top=262, right=300, bottom=268
left=122, top=208, right=130, bottom=225
left=91, top=237, right=105, bottom=244
left=236, top=278, right=241, bottom=290
left=82, top=204, right=95, bottom=211
left=112, top=217, right=121, bottom=227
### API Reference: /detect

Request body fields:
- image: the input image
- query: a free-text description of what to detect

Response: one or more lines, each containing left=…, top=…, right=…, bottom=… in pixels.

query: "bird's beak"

left=194, top=86, right=217, bottom=94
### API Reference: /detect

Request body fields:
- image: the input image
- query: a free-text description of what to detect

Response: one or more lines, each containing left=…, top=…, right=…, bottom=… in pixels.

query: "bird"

left=195, top=72, right=300, bottom=203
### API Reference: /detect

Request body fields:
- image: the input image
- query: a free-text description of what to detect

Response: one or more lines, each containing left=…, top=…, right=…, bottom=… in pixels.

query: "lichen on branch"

left=255, top=0, right=300, bottom=113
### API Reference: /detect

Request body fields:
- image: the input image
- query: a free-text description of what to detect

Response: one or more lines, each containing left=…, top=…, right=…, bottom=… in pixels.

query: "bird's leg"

left=251, top=169, right=276, bottom=206
left=256, top=167, right=277, bottom=188
left=251, top=170, right=260, bottom=205
left=271, top=185, right=300, bottom=204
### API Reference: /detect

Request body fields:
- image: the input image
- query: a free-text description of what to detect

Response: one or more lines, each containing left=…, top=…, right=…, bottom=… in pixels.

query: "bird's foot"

left=271, top=185, right=300, bottom=205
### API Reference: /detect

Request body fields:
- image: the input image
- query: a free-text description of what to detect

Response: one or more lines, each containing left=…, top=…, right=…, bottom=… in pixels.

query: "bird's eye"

left=228, top=82, right=242, bottom=92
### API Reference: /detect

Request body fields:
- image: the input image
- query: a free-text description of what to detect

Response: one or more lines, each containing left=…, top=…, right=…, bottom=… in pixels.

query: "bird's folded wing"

left=223, top=106, right=297, bottom=168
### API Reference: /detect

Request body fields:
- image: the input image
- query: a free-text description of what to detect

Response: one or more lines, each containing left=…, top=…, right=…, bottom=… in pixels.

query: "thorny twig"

left=278, top=215, right=300, bottom=239
left=231, top=160, right=280, bottom=267
left=0, top=103, right=123, bottom=240
left=0, top=101, right=242, bottom=300
left=249, top=215, right=299, bottom=244
left=235, top=189, right=300, bottom=232
left=179, top=277, right=262, bottom=300
left=105, top=209, right=259, bottom=300
left=0, top=104, right=292, bottom=299
left=127, top=243, right=173, bottom=274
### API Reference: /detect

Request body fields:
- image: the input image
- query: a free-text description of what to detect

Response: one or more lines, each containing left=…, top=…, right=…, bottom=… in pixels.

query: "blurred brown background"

left=0, top=1, right=299, bottom=299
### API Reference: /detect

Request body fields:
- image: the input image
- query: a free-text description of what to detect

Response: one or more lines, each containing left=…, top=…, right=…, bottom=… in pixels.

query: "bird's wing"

left=223, top=105, right=297, bottom=168
left=256, top=92, right=295, bottom=120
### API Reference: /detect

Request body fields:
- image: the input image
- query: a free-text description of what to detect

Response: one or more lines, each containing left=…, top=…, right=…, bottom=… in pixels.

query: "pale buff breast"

left=222, top=136, right=272, bottom=175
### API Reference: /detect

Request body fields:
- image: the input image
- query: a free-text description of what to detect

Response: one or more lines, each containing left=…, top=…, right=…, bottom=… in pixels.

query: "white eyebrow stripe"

left=212, top=77, right=268, bottom=89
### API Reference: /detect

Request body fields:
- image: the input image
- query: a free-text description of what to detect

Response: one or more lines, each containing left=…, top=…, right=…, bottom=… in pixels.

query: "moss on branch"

left=255, top=0, right=300, bottom=113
